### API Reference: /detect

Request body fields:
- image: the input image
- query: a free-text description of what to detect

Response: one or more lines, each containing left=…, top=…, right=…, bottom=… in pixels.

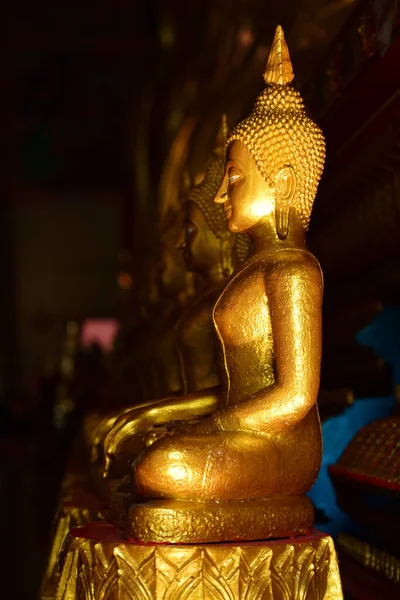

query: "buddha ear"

left=275, top=165, right=296, bottom=239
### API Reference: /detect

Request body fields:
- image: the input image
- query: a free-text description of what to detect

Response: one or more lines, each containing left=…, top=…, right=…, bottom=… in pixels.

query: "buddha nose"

left=215, top=172, right=228, bottom=204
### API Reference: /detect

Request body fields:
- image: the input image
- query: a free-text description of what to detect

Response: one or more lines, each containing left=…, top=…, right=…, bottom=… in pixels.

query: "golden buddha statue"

left=102, top=25, right=326, bottom=544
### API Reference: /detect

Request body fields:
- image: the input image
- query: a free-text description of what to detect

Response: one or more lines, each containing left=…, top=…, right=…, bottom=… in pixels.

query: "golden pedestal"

left=124, top=495, right=314, bottom=544
left=56, top=522, right=343, bottom=600
left=41, top=478, right=105, bottom=600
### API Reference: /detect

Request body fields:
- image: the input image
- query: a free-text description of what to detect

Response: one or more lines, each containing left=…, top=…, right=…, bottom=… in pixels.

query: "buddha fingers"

left=91, top=414, right=121, bottom=462
left=102, top=392, right=220, bottom=476
left=103, top=409, right=152, bottom=476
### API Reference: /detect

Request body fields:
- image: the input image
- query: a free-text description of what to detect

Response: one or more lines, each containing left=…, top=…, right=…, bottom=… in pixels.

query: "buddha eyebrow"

left=226, top=159, right=243, bottom=170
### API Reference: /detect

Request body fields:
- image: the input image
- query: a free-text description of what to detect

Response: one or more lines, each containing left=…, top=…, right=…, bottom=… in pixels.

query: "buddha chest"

left=213, top=261, right=275, bottom=405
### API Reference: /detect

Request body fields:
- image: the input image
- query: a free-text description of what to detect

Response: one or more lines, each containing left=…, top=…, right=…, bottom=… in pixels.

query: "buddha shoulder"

left=212, top=249, right=322, bottom=301
left=264, top=248, right=323, bottom=290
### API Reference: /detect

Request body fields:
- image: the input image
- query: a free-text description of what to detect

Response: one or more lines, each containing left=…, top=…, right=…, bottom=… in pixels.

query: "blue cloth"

left=309, top=305, right=400, bottom=537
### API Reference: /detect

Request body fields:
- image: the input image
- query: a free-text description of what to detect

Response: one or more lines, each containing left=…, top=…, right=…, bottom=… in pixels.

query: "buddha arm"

left=213, top=258, right=323, bottom=434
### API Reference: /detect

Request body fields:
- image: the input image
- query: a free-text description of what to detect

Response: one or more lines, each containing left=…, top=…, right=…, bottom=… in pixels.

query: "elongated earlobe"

left=275, top=166, right=296, bottom=239
left=276, top=204, right=290, bottom=239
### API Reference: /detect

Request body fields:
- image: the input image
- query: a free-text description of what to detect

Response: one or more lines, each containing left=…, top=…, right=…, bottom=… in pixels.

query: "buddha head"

left=180, top=115, right=250, bottom=279
left=215, top=26, right=326, bottom=240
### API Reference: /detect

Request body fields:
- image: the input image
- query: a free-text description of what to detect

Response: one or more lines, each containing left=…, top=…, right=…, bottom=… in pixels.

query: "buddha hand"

left=102, top=407, right=159, bottom=476
left=90, top=408, right=132, bottom=463
left=102, top=391, right=220, bottom=476
left=142, top=417, right=209, bottom=447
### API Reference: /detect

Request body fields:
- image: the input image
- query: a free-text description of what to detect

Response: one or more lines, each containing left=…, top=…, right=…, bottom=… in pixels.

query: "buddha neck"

left=249, top=218, right=307, bottom=255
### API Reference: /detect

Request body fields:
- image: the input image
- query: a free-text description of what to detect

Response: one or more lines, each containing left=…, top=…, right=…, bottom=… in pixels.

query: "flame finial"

left=264, top=25, right=294, bottom=86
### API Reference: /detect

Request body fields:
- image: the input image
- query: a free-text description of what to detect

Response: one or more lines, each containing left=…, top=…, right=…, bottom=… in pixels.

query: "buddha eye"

left=185, top=221, right=197, bottom=238
left=228, top=168, right=242, bottom=185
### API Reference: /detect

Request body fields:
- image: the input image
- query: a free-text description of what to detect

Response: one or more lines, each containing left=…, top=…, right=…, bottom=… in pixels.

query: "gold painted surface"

left=56, top=531, right=343, bottom=600
left=264, top=25, right=294, bottom=85
left=127, top=496, right=314, bottom=544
